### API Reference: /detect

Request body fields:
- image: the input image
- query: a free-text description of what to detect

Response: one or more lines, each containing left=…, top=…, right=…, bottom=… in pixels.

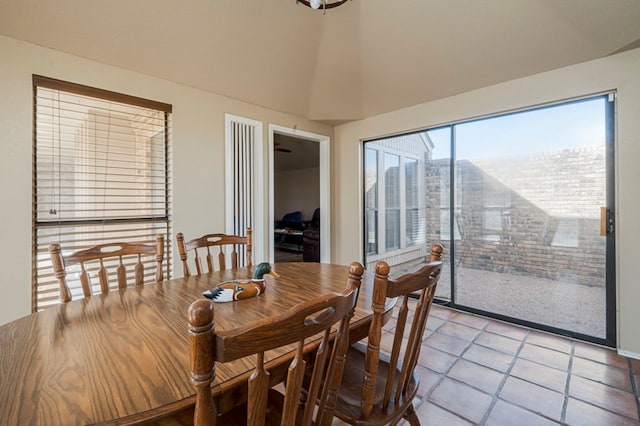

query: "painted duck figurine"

left=203, top=262, right=280, bottom=302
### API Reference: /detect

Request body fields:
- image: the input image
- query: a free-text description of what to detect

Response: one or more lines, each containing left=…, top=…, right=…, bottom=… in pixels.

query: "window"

left=364, top=149, right=378, bottom=255
left=33, top=75, right=172, bottom=310
left=364, top=134, right=428, bottom=262
left=384, top=153, right=400, bottom=250
left=405, top=158, right=423, bottom=246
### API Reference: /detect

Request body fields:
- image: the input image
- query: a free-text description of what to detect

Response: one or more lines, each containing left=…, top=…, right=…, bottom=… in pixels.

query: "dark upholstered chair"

left=303, top=208, right=320, bottom=262
left=275, top=211, right=304, bottom=230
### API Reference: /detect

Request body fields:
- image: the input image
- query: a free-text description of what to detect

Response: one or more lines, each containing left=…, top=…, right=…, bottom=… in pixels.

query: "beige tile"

left=462, top=344, right=514, bottom=373
left=572, top=356, right=632, bottom=392
left=569, top=375, right=639, bottom=420
left=447, top=359, right=504, bottom=394
left=518, top=343, right=571, bottom=371
left=574, top=341, right=630, bottom=370
left=417, top=345, right=458, bottom=374
left=510, top=358, right=568, bottom=393
left=450, top=312, right=490, bottom=329
left=437, top=322, right=482, bottom=342
left=428, top=378, right=493, bottom=424
left=565, top=397, right=640, bottom=426
left=526, top=330, right=573, bottom=353
left=424, top=331, right=471, bottom=356
left=486, top=400, right=559, bottom=426
left=484, top=320, right=529, bottom=341
left=475, top=331, right=522, bottom=355
left=499, top=376, right=564, bottom=421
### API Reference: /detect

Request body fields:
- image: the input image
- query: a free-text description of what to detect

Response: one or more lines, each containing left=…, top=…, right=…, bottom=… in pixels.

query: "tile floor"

left=334, top=304, right=640, bottom=425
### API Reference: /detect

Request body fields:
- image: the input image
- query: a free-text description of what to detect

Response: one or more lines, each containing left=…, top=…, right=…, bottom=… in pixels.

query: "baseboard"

left=618, top=349, right=640, bottom=360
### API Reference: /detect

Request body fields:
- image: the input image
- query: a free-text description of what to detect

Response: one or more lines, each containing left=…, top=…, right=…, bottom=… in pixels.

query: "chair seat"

left=334, top=347, right=419, bottom=426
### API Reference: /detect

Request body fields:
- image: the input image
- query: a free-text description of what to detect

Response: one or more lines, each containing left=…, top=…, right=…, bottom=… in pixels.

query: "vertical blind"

left=227, top=120, right=254, bottom=267
left=32, top=75, right=172, bottom=310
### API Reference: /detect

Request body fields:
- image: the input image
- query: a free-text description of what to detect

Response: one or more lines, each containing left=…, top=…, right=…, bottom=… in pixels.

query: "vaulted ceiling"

left=1, top=0, right=640, bottom=125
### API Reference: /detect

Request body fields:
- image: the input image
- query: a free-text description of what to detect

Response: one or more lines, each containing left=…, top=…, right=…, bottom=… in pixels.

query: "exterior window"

left=384, top=153, right=400, bottom=250
left=32, top=75, right=172, bottom=310
left=363, top=133, right=430, bottom=266
left=405, top=158, right=422, bottom=246
left=365, top=148, right=378, bottom=255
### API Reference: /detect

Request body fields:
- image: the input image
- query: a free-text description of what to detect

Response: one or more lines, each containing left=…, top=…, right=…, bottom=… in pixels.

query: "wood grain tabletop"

left=0, top=262, right=390, bottom=425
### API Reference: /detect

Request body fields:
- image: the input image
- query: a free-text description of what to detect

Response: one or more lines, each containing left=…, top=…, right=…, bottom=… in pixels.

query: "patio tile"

left=574, top=341, right=630, bottom=370
left=382, top=316, right=397, bottom=332
left=484, top=320, right=529, bottom=341
left=475, top=331, right=522, bottom=355
left=436, top=322, right=481, bottom=342
left=414, top=401, right=474, bottom=425
left=380, top=331, right=401, bottom=353
left=428, top=378, right=493, bottom=424
left=430, top=305, right=456, bottom=320
left=499, top=376, right=564, bottom=421
left=462, top=344, right=514, bottom=373
left=424, top=331, right=470, bottom=356
left=447, top=358, right=504, bottom=394
left=485, top=400, right=559, bottom=426
left=571, top=356, right=632, bottom=392
left=450, top=312, right=490, bottom=329
left=518, top=343, right=570, bottom=371
left=369, top=304, right=640, bottom=426
left=565, top=397, right=640, bottom=426
left=426, top=315, right=446, bottom=332
left=526, top=330, right=573, bottom=354
left=510, top=358, right=568, bottom=393
left=418, top=345, right=458, bottom=374
left=569, top=375, right=639, bottom=420
left=414, top=365, right=443, bottom=397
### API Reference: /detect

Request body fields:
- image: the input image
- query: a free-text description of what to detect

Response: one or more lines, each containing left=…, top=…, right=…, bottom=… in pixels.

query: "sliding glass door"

left=451, top=96, right=615, bottom=344
left=363, top=94, right=616, bottom=346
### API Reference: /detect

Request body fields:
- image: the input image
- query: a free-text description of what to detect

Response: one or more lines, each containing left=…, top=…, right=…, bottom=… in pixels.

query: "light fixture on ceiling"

left=297, top=0, right=351, bottom=14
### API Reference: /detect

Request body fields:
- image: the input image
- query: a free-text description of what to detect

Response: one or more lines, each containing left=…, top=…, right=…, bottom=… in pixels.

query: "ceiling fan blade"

left=274, top=143, right=292, bottom=153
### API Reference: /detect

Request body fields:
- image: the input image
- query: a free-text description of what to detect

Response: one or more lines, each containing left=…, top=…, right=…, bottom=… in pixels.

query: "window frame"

left=32, top=75, right=173, bottom=310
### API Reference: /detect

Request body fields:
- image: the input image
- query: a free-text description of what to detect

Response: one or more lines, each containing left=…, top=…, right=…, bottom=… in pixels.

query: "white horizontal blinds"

left=33, top=75, right=172, bottom=310
left=231, top=120, right=253, bottom=266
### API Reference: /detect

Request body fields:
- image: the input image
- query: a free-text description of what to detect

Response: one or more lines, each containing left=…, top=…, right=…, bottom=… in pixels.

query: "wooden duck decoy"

left=203, top=262, right=280, bottom=302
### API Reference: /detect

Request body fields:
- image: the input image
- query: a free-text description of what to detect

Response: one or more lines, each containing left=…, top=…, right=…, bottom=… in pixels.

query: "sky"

left=427, top=96, right=608, bottom=160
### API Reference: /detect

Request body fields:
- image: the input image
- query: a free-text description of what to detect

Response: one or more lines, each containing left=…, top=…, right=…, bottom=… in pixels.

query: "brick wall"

left=425, top=146, right=606, bottom=287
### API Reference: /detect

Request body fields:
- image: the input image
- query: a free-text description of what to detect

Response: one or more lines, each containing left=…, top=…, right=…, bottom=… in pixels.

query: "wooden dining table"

left=0, top=262, right=394, bottom=425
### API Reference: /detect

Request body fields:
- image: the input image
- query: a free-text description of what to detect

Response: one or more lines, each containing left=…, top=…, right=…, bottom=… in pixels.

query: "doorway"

left=268, top=125, right=330, bottom=264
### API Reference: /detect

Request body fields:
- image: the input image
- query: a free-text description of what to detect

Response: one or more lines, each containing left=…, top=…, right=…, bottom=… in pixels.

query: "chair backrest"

left=277, top=211, right=303, bottom=230
left=49, top=234, right=165, bottom=303
left=188, top=262, right=365, bottom=426
left=176, top=228, right=252, bottom=277
left=361, top=244, right=443, bottom=420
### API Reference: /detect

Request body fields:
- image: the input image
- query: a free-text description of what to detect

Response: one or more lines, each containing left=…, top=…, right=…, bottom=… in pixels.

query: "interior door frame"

left=268, top=125, right=330, bottom=264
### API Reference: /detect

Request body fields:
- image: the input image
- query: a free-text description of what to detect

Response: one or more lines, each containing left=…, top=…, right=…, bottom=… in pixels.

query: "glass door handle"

left=600, top=207, right=614, bottom=236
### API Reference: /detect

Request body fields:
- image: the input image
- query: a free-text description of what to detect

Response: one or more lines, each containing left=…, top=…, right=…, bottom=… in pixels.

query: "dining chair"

left=49, top=234, right=165, bottom=303
left=176, top=228, right=252, bottom=277
left=188, top=261, right=365, bottom=426
left=330, top=244, right=444, bottom=426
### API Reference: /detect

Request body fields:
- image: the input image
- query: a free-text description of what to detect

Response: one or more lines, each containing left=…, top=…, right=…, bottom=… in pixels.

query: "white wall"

left=4, top=33, right=640, bottom=355
left=274, top=167, right=320, bottom=222
left=0, top=35, right=333, bottom=325
left=334, top=48, right=640, bottom=355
